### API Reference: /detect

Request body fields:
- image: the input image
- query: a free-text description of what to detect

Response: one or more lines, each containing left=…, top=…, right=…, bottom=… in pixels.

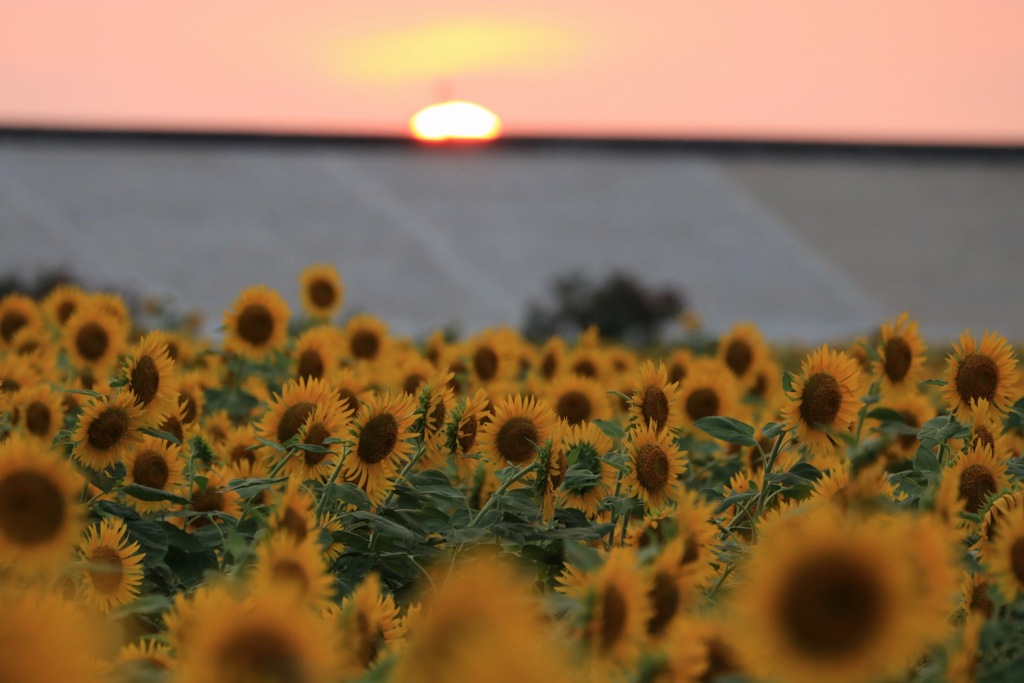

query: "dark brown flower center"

left=308, top=278, right=337, bottom=309
left=639, top=386, right=669, bottom=433
left=427, top=399, right=447, bottom=435
left=724, top=340, right=753, bottom=377
left=133, top=449, right=170, bottom=489
left=0, top=310, right=28, bottom=343
left=130, top=355, right=160, bottom=406
left=271, top=559, right=310, bottom=594
left=635, top=444, right=669, bottom=493
left=700, top=638, right=741, bottom=683
left=88, top=544, right=124, bottom=594
left=180, top=392, right=199, bottom=425
left=57, top=301, right=77, bottom=325
left=25, top=401, right=53, bottom=437
left=883, top=337, right=913, bottom=383
left=302, top=422, right=331, bottom=467
left=685, top=388, right=720, bottom=422
left=355, top=612, right=386, bottom=668
left=495, top=416, right=539, bottom=465
left=646, top=570, right=680, bottom=637
left=541, top=353, right=558, bottom=379
left=779, top=552, right=885, bottom=659
left=357, top=414, right=398, bottom=465
left=897, top=410, right=920, bottom=450
left=230, top=444, right=257, bottom=468
left=277, top=402, right=315, bottom=444
left=0, top=470, right=66, bottom=546
left=87, top=408, right=130, bottom=450
left=473, top=346, right=499, bottom=382
left=799, top=373, right=843, bottom=427
left=599, top=583, right=628, bottom=652
left=749, top=373, right=767, bottom=398
left=350, top=330, right=380, bottom=360
left=969, top=580, right=995, bottom=619
left=972, top=426, right=996, bottom=454
left=681, top=534, right=700, bottom=566
left=280, top=507, right=308, bottom=541
left=1011, top=539, right=1024, bottom=586
left=161, top=416, right=184, bottom=444
left=76, top=322, right=110, bottom=362
left=555, top=390, right=592, bottom=425
left=217, top=627, right=304, bottom=683
left=457, top=415, right=478, bottom=454
left=959, top=464, right=997, bottom=514
left=402, top=373, right=426, bottom=396
left=572, top=359, right=597, bottom=378
left=667, top=363, right=686, bottom=384
left=189, top=486, right=225, bottom=528
left=957, top=353, right=999, bottom=404
left=237, top=304, right=275, bottom=346
left=297, top=349, right=324, bottom=379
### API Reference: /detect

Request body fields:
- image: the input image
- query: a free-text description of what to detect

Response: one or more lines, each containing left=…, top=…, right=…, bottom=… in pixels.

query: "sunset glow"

left=409, top=101, right=502, bottom=142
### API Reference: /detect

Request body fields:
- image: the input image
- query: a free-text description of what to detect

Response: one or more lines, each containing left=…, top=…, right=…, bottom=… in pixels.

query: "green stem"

left=706, top=559, right=739, bottom=601
left=315, top=447, right=348, bottom=526
left=468, top=461, right=539, bottom=529
left=379, top=442, right=426, bottom=511
left=267, top=449, right=295, bottom=478
left=854, top=379, right=882, bottom=445
left=752, top=432, right=788, bottom=531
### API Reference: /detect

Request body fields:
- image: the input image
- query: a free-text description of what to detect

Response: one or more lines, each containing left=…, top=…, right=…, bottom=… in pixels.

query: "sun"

left=410, top=100, right=502, bottom=142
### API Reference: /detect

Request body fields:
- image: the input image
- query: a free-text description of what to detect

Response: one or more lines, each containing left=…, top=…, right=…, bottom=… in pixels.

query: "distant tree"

left=523, top=270, right=684, bottom=345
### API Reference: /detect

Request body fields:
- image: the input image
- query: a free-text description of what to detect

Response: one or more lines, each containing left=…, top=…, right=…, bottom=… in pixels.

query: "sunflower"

left=270, top=478, right=317, bottom=542
left=417, top=369, right=455, bottom=468
left=299, top=263, right=345, bottom=319
left=292, top=325, right=339, bottom=381
left=178, top=467, right=242, bottom=530
left=960, top=571, right=996, bottom=620
left=967, top=397, right=1011, bottom=460
left=605, top=344, right=638, bottom=377
left=624, top=422, right=687, bottom=513
left=644, top=538, right=701, bottom=640
left=976, top=490, right=1024, bottom=561
left=341, top=313, right=389, bottom=365
left=987, top=507, right=1024, bottom=602
left=172, top=588, right=339, bottom=683
left=157, top=400, right=192, bottom=445
left=177, top=370, right=210, bottom=428
left=873, top=312, right=928, bottom=397
left=466, top=328, right=518, bottom=386
left=394, top=352, right=437, bottom=397
left=545, top=374, right=612, bottom=427
left=291, top=403, right=352, bottom=481
left=445, top=388, right=491, bottom=482
left=202, top=409, right=233, bottom=445
left=558, top=547, right=652, bottom=667
left=730, top=508, right=953, bottom=683
left=559, top=421, right=617, bottom=518
left=658, top=618, right=744, bottom=683
left=222, top=284, right=291, bottom=360
left=808, top=461, right=896, bottom=510
left=10, top=324, right=57, bottom=372
left=479, top=393, right=559, bottom=468
left=72, top=391, right=146, bottom=470
left=41, top=282, right=86, bottom=327
left=628, top=361, right=683, bottom=435
left=328, top=367, right=372, bottom=419
left=0, top=292, right=42, bottom=350
left=942, top=329, right=1019, bottom=420
left=77, top=516, right=145, bottom=613
left=10, top=383, right=65, bottom=444
left=671, top=489, right=720, bottom=587
left=250, top=532, right=335, bottom=608
left=343, top=391, right=417, bottom=506
left=396, top=555, right=575, bottom=683
left=117, top=639, right=175, bottom=677
left=717, top=322, right=768, bottom=389
left=0, top=584, right=116, bottom=683
left=538, top=422, right=568, bottom=521
left=120, top=330, right=180, bottom=426
left=566, top=344, right=608, bottom=381
left=259, top=377, right=347, bottom=447
left=0, top=435, right=83, bottom=572
left=330, top=572, right=404, bottom=674
left=781, top=345, right=862, bottom=462
left=676, top=358, right=743, bottom=437
left=947, top=612, right=984, bottom=683
left=124, top=434, right=186, bottom=513
left=664, top=348, right=694, bottom=386
left=876, top=392, right=935, bottom=464
left=945, top=444, right=1009, bottom=518
left=536, top=336, right=567, bottom=380
left=62, top=298, right=129, bottom=374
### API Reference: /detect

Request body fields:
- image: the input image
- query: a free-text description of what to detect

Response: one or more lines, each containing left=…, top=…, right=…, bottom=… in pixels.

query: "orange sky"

left=2, top=0, right=1023, bottom=142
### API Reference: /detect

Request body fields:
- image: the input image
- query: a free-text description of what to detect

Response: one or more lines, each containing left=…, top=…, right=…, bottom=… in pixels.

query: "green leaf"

left=254, top=437, right=286, bottom=454
left=563, top=541, right=603, bottom=571
left=715, top=490, right=757, bottom=514
left=123, top=484, right=190, bottom=505
left=913, top=446, right=941, bottom=474
left=593, top=419, right=625, bottom=440
left=224, top=476, right=289, bottom=499
left=607, top=390, right=632, bottom=403
left=294, top=442, right=334, bottom=454
left=761, top=421, right=783, bottom=439
left=693, top=417, right=757, bottom=446
left=139, top=427, right=181, bottom=446
left=781, top=370, right=796, bottom=394
left=348, top=511, right=420, bottom=543
left=919, top=378, right=947, bottom=387
left=325, top=483, right=373, bottom=511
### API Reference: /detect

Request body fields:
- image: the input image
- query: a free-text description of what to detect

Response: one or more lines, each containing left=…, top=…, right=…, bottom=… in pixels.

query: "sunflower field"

left=2, top=264, right=1024, bottom=683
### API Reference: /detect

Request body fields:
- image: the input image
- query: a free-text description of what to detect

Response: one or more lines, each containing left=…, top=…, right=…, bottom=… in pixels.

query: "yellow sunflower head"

left=120, top=330, right=180, bottom=426
left=10, top=383, right=65, bottom=444
left=546, top=373, right=613, bottom=426
left=342, top=313, right=390, bottom=365
left=623, top=421, right=687, bottom=513
left=942, top=329, right=1019, bottom=420
left=298, top=263, right=344, bottom=319
left=945, top=443, right=1010, bottom=520
left=41, top=283, right=86, bottom=328
left=975, top=490, right=1024, bottom=561
left=342, top=390, right=418, bottom=506
left=717, top=322, right=767, bottom=388
left=558, top=421, right=617, bottom=518
left=0, top=292, right=43, bottom=350
left=677, top=357, right=743, bottom=437
left=332, top=572, right=404, bottom=674
left=222, top=284, right=291, bottom=360
left=479, top=393, right=558, bottom=468
left=259, top=376, right=347, bottom=447
left=292, top=324, right=340, bottom=381
left=781, top=344, right=862, bottom=461
left=0, top=435, right=83, bottom=573
left=986, top=507, right=1024, bottom=603
left=250, top=532, right=335, bottom=609
left=71, top=391, right=147, bottom=471
left=466, top=328, right=518, bottom=386
left=62, top=297, right=130, bottom=374
left=873, top=312, right=928, bottom=397
left=628, top=361, right=682, bottom=435
left=77, top=516, right=146, bottom=613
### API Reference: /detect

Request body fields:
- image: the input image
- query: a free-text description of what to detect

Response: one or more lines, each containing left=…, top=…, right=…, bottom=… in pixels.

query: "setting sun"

left=409, top=101, right=502, bottom=142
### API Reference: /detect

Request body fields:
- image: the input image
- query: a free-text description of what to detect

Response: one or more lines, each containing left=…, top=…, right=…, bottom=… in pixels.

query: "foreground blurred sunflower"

left=479, top=393, right=558, bottom=468
left=72, top=391, right=146, bottom=470
left=120, top=330, right=180, bottom=425
left=975, top=490, right=1024, bottom=561
left=873, top=312, right=928, bottom=397
left=250, top=533, right=335, bottom=609
left=123, top=434, right=185, bottom=512
left=624, top=422, right=687, bottom=513
left=342, top=390, right=417, bottom=506
left=730, top=508, right=955, bottom=683
left=222, top=284, right=290, bottom=361
left=644, top=538, right=702, bottom=640
left=986, top=507, right=1024, bottom=602
left=942, top=329, right=1018, bottom=420
left=299, top=263, right=344, bottom=319
left=117, top=639, right=175, bottom=677
left=0, top=435, right=83, bottom=572
left=173, top=588, right=339, bottom=683
left=658, top=618, right=745, bottom=683
left=628, top=361, right=682, bottom=435
left=77, top=516, right=145, bottom=613
left=329, top=572, right=405, bottom=674
left=781, top=345, right=861, bottom=462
